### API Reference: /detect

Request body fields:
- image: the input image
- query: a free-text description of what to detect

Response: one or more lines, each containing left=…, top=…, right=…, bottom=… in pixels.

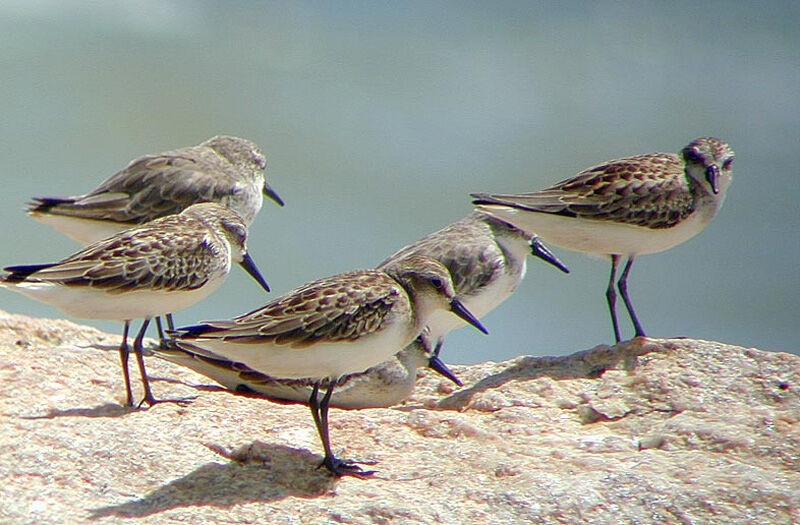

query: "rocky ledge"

left=0, top=310, right=797, bottom=524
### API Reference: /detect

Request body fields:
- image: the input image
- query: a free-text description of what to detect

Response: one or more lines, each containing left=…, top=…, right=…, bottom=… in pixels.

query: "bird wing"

left=4, top=216, right=227, bottom=293
left=377, top=217, right=505, bottom=295
left=472, top=153, right=696, bottom=229
left=177, top=271, right=406, bottom=349
left=28, top=148, right=239, bottom=223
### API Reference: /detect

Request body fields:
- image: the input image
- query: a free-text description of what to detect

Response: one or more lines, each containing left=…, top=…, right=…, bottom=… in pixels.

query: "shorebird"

left=160, top=211, right=568, bottom=409
left=378, top=211, right=569, bottom=359
left=171, top=255, right=488, bottom=477
left=155, top=327, right=462, bottom=409
left=472, top=137, right=734, bottom=342
left=26, top=135, right=283, bottom=343
left=0, top=203, right=270, bottom=407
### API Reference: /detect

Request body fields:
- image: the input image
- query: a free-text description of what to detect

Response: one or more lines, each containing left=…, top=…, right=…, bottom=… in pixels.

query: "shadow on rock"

left=88, top=441, right=337, bottom=518
left=437, top=339, right=655, bottom=410
left=21, top=403, right=137, bottom=419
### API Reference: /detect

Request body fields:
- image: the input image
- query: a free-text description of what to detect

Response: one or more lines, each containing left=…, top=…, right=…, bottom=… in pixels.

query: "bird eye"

left=683, top=148, right=702, bottom=163
left=253, top=152, right=267, bottom=170
left=722, top=158, right=734, bottom=171
left=431, top=277, right=444, bottom=290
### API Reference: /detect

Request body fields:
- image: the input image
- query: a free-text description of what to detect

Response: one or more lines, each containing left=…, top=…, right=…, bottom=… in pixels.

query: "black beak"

left=239, top=252, right=271, bottom=293
left=530, top=237, right=570, bottom=274
left=705, top=165, right=720, bottom=195
left=263, top=182, right=285, bottom=207
left=449, top=298, right=488, bottom=335
left=428, top=355, right=463, bottom=387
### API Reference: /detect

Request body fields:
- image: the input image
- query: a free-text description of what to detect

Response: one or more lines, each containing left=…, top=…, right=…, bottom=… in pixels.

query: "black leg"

left=606, top=255, right=622, bottom=343
left=155, top=315, right=177, bottom=349
left=309, top=383, right=324, bottom=447
left=309, top=379, right=375, bottom=478
left=618, top=256, right=646, bottom=338
left=118, top=321, right=134, bottom=407
left=155, top=317, right=167, bottom=347
left=133, top=318, right=194, bottom=408
left=133, top=318, right=156, bottom=408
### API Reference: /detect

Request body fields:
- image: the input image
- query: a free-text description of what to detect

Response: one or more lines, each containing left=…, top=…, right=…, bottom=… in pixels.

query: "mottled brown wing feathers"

left=193, top=272, right=403, bottom=348
left=14, top=216, right=226, bottom=292
left=475, top=153, right=695, bottom=229
left=31, top=149, right=238, bottom=223
left=379, top=218, right=504, bottom=295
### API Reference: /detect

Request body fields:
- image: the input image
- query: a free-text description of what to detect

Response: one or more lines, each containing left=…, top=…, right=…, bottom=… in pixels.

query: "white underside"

left=29, top=212, right=129, bottom=246
left=476, top=205, right=714, bottom=256
left=160, top=343, right=427, bottom=409
left=1, top=276, right=225, bottom=320
left=186, top=317, right=419, bottom=380
left=426, top=236, right=529, bottom=342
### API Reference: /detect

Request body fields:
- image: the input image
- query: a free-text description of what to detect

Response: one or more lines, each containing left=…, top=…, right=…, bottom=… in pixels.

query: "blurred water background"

left=0, top=1, right=797, bottom=363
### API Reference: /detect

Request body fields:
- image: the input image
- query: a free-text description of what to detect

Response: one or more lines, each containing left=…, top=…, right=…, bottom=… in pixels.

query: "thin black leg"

left=155, top=314, right=177, bottom=349
left=309, top=383, right=324, bottom=448
left=618, top=256, right=646, bottom=338
left=118, top=321, right=134, bottom=407
left=155, top=317, right=167, bottom=347
left=309, top=379, right=375, bottom=478
left=133, top=318, right=194, bottom=408
left=133, top=318, right=155, bottom=408
left=606, top=255, right=622, bottom=343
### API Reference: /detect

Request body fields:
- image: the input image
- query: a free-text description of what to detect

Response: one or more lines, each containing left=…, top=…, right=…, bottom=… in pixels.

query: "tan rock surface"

left=0, top=310, right=798, bottom=524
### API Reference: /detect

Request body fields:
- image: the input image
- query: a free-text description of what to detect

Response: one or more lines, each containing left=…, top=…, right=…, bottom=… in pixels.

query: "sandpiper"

left=26, top=135, right=282, bottom=343
left=0, top=203, right=270, bottom=407
left=168, top=212, right=568, bottom=409
left=378, top=211, right=569, bottom=359
left=28, top=135, right=283, bottom=243
left=472, top=137, right=734, bottom=342
left=171, top=255, right=488, bottom=477
left=155, top=327, right=461, bottom=409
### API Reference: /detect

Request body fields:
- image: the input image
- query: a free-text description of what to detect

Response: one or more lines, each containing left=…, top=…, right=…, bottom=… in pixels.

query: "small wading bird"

left=26, top=135, right=283, bottom=343
left=158, top=212, right=568, bottom=409
left=473, top=137, right=734, bottom=342
left=171, top=255, right=488, bottom=477
left=0, top=203, right=271, bottom=407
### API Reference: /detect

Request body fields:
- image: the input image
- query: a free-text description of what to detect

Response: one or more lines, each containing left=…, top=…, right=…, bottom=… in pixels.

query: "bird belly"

left=188, top=319, right=418, bottom=381
left=477, top=205, right=711, bottom=256
left=29, top=213, right=129, bottom=246
left=1, top=277, right=224, bottom=320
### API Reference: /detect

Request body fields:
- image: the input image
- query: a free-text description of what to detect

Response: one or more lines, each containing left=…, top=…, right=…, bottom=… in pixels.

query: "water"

left=0, top=1, right=798, bottom=363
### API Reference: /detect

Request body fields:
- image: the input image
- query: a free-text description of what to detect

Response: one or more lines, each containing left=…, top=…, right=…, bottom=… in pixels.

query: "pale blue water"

left=0, top=1, right=798, bottom=363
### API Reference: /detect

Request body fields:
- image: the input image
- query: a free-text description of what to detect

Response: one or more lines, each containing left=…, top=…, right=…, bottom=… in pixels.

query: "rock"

left=0, top=310, right=797, bottom=524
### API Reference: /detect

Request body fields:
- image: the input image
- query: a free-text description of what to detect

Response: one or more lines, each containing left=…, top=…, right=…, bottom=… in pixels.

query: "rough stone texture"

left=0, top=309, right=798, bottom=524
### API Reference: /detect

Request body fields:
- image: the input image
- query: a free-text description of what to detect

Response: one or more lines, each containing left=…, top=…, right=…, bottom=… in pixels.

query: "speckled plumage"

left=1, top=202, right=270, bottom=407
left=28, top=135, right=283, bottom=245
left=162, top=212, right=566, bottom=410
left=155, top=331, right=452, bottom=409
left=472, top=137, right=735, bottom=342
left=170, top=254, right=487, bottom=477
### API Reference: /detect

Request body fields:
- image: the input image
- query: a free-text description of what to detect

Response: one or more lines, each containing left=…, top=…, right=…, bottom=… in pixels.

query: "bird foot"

left=137, top=394, right=197, bottom=409
left=319, top=456, right=377, bottom=479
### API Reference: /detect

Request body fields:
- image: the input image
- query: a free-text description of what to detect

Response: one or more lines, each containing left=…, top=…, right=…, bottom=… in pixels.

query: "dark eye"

left=722, top=158, right=734, bottom=170
left=683, top=148, right=702, bottom=163
left=431, top=277, right=444, bottom=290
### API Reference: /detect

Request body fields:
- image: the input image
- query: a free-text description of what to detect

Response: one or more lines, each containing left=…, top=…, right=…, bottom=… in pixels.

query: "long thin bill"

left=449, top=298, right=488, bottom=335
left=705, top=165, right=720, bottom=195
left=263, top=182, right=285, bottom=207
left=428, top=355, right=463, bottom=387
left=530, top=237, right=570, bottom=274
left=239, top=252, right=271, bottom=292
